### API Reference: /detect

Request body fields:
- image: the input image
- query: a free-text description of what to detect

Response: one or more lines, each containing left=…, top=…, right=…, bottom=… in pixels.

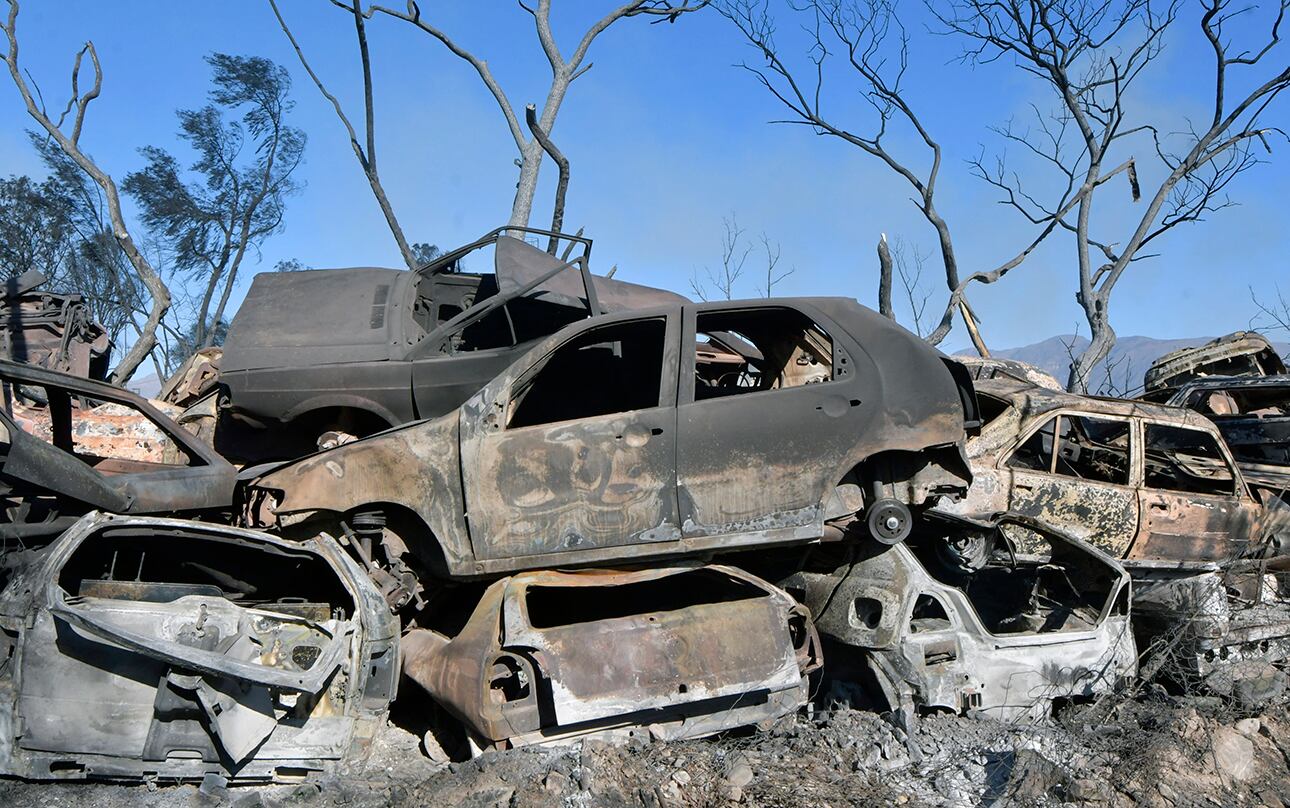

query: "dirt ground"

left=2, top=686, right=1288, bottom=808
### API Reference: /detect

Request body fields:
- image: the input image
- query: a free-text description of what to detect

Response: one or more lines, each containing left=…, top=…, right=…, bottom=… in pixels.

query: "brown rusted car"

left=937, top=377, right=1276, bottom=562
left=245, top=298, right=976, bottom=608
left=402, top=564, right=820, bottom=752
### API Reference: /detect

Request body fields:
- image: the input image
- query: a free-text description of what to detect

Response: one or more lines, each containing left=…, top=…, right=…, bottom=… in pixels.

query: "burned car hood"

left=223, top=268, right=410, bottom=372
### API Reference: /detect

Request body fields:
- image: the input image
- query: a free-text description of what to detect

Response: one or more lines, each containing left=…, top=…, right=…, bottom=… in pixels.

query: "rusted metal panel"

left=401, top=565, right=816, bottom=749
left=250, top=411, right=472, bottom=570
left=0, top=271, right=110, bottom=380
left=0, top=513, right=398, bottom=783
left=1144, top=331, right=1286, bottom=393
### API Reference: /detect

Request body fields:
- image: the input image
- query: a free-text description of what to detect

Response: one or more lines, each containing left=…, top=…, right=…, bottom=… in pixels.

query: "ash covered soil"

left=3, top=691, right=1290, bottom=808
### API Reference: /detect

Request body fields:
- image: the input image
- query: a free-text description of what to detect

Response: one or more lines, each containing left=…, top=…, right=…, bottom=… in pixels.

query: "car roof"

left=974, top=377, right=1220, bottom=431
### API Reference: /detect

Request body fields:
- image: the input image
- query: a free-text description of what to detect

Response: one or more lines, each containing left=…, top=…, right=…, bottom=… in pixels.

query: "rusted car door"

left=1003, top=412, right=1140, bottom=556
left=460, top=313, right=682, bottom=560
left=675, top=303, right=865, bottom=541
left=1130, top=422, right=1260, bottom=561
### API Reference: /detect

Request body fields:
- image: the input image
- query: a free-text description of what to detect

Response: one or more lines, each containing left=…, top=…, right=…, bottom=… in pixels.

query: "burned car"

left=219, top=228, right=685, bottom=459
left=1143, top=331, right=1286, bottom=396
left=937, top=377, right=1277, bottom=562
left=402, top=565, right=819, bottom=751
left=0, top=270, right=110, bottom=380
left=0, top=513, right=399, bottom=782
left=764, top=513, right=1135, bottom=724
left=245, top=297, right=976, bottom=607
left=0, top=360, right=236, bottom=542
left=1157, top=375, right=1290, bottom=491
left=1126, top=557, right=1290, bottom=706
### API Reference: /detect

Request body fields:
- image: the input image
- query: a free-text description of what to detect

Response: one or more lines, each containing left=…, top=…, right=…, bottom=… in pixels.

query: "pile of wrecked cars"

left=0, top=228, right=1283, bottom=787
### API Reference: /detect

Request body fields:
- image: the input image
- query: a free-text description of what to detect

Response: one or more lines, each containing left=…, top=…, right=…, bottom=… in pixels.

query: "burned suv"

left=245, top=298, right=976, bottom=607
left=219, top=228, right=684, bottom=458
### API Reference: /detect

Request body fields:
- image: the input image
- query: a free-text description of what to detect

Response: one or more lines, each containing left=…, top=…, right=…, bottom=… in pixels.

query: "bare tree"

left=2, top=0, right=171, bottom=383
left=893, top=236, right=933, bottom=338
left=692, top=215, right=754, bottom=300
left=876, top=233, right=894, bottom=319
left=757, top=232, right=793, bottom=296
left=936, top=0, right=1290, bottom=391
left=1251, top=283, right=1290, bottom=335
left=715, top=0, right=1079, bottom=355
left=691, top=214, right=792, bottom=299
left=360, top=0, right=707, bottom=229
left=526, top=104, right=570, bottom=253
left=269, top=0, right=419, bottom=269
left=124, top=54, right=305, bottom=350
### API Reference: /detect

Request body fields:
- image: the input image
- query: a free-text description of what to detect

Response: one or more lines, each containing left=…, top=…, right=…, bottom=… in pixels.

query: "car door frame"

left=1128, top=416, right=1261, bottom=561
left=997, top=408, right=1141, bottom=557
left=458, top=308, right=683, bottom=564
left=673, top=300, right=868, bottom=545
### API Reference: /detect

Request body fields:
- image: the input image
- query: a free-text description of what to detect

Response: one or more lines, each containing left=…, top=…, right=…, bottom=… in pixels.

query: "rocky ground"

left=2, top=687, right=1288, bottom=808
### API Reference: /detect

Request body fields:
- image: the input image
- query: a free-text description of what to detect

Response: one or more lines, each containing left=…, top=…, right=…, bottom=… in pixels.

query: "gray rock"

left=1212, top=726, right=1256, bottom=782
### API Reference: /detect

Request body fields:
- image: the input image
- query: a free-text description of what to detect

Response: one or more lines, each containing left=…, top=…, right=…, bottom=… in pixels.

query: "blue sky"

left=2, top=0, right=1287, bottom=354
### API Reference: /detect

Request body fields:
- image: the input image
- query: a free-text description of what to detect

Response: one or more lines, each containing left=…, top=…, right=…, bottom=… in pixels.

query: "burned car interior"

left=692, top=307, right=834, bottom=397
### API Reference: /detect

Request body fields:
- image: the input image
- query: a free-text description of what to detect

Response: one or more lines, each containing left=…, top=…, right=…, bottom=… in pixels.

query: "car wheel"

left=866, top=499, right=912, bottom=545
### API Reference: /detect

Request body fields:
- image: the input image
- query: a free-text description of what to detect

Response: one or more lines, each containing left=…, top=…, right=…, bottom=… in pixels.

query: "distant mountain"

left=961, top=335, right=1290, bottom=393
left=123, top=373, right=162, bottom=399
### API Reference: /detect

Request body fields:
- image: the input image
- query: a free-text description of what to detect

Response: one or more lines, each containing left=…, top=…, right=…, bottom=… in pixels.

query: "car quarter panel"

left=252, top=414, right=473, bottom=574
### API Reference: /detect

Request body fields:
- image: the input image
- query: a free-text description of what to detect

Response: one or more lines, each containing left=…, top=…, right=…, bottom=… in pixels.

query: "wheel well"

left=290, top=406, right=393, bottom=440
left=346, top=502, right=451, bottom=581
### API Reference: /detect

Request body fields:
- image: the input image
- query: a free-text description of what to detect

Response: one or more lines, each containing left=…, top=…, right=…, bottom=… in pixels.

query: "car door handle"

left=1149, top=501, right=1168, bottom=510
left=616, top=425, right=662, bottom=446
left=1015, top=483, right=1034, bottom=492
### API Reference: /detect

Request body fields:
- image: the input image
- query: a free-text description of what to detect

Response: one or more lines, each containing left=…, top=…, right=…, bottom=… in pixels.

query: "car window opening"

left=1143, top=423, right=1236, bottom=496
left=693, top=308, right=833, bottom=401
left=524, top=569, right=765, bottom=629
left=2, top=380, right=196, bottom=471
left=508, top=318, right=666, bottom=428
left=58, top=527, right=354, bottom=618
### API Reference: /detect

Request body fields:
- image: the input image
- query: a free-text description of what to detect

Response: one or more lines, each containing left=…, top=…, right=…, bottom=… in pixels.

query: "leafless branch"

left=268, top=0, right=419, bottom=268
left=2, top=0, right=170, bottom=383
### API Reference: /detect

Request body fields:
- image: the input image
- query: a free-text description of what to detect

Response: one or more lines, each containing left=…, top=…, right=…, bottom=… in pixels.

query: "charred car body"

left=762, top=514, right=1135, bottom=724
left=244, top=297, right=977, bottom=608
left=938, top=378, right=1290, bottom=698
left=1143, top=331, right=1286, bottom=396
left=1157, top=375, right=1290, bottom=492
left=1126, top=558, right=1290, bottom=705
left=937, top=377, right=1276, bottom=562
left=0, top=360, right=236, bottom=543
left=402, top=565, right=820, bottom=751
left=0, top=270, right=110, bottom=381
left=219, top=228, right=685, bottom=459
left=0, top=513, right=398, bottom=782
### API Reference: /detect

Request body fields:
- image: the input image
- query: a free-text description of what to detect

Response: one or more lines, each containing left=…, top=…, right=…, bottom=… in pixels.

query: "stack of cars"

left=0, top=227, right=1281, bottom=784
